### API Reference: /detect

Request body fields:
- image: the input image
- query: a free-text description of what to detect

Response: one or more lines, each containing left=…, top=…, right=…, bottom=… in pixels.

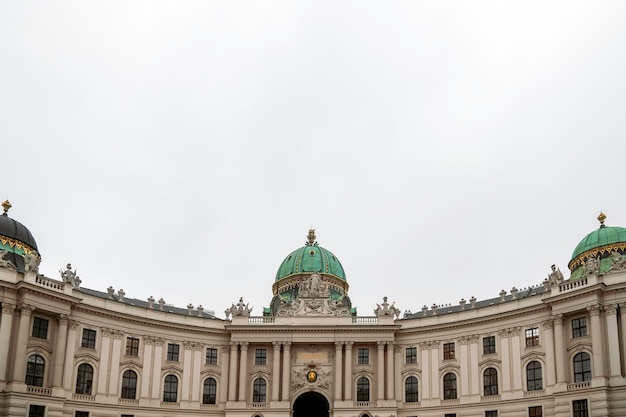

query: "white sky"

left=2, top=1, right=625, bottom=318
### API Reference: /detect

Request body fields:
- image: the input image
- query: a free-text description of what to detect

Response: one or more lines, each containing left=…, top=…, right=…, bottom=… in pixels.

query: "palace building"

left=1, top=200, right=626, bottom=417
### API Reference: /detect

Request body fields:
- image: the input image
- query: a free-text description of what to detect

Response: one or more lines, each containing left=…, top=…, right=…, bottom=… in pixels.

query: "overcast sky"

left=2, top=1, right=625, bottom=318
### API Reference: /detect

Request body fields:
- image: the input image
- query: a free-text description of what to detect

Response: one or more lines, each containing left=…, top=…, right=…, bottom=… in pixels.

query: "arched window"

left=26, top=355, right=45, bottom=387
left=121, top=370, right=138, bottom=399
left=252, top=378, right=266, bottom=403
left=203, top=377, right=217, bottom=404
left=356, top=377, right=369, bottom=402
left=526, top=361, right=543, bottom=391
left=163, top=374, right=178, bottom=402
left=405, top=376, right=418, bottom=402
left=483, top=367, right=498, bottom=396
left=75, top=363, right=94, bottom=394
left=573, top=352, right=591, bottom=382
left=443, top=373, right=457, bottom=399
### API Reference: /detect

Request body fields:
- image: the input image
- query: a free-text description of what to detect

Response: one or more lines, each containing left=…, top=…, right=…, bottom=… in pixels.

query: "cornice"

left=72, top=304, right=228, bottom=337
left=398, top=304, right=551, bottom=337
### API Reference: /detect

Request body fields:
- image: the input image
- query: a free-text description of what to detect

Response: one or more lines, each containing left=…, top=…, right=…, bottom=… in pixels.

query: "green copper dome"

left=275, top=230, right=346, bottom=282
left=568, top=213, right=626, bottom=277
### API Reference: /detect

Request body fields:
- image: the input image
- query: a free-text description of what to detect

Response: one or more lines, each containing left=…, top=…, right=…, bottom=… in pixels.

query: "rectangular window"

left=443, top=342, right=455, bottom=360
left=28, top=405, right=45, bottom=417
left=357, top=348, right=369, bottom=365
left=529, top=406, right=543, bottom=417
left=32, top=317, right=49, bottom=339
left=405, top=347, right=417, bottom=364
left=573, top=399, right=589, bottom=417
left=81, top=329, right=97, bottom=349
left=444, top=415, right=457, bottom=417
left=125, top=337, right=140, bottom=356
left=483, top=336, right=496, bottom=354
left=121, top=415, right=134, bottom=417
left=525, top=327, right=539, bottom=347
left=167, top=343, right=180, bottom=361
left=75, top=412, right=89, bottom=417
left=206, top=347, right=218, bottom=365
left=255, top=348, right=267, bottom=365
left=485, top=411, right=498, bottom=417
left=572, top=317, right=588, bottom=338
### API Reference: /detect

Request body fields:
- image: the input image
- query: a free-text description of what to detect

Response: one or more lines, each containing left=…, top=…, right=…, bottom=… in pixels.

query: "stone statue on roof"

left=0, top=250, right=16, bottom=270
left=547, top=264, right=564, bottom=284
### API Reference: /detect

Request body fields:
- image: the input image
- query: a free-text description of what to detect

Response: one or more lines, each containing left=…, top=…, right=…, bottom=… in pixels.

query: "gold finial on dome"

left=307, top=228, right=317, bottom=245
left=598, top=211, right=607, bottom=226
left=2, top=200, right=11, bottom=216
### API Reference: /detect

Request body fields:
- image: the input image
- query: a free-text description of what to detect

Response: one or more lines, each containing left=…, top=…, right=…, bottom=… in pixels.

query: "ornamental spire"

left=1, top=200, right=11, bottom=216
left=598, top=211, right=606, bottom=227
left=307, top=228, right=317, bottom=245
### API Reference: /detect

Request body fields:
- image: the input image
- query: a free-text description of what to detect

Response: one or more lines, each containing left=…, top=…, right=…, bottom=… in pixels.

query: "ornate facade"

left=1, top=203, right=626, bottom=417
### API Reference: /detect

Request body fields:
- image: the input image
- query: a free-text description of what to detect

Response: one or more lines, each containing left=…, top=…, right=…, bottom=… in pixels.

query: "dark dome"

left=0, top=200, right=39, bottom=271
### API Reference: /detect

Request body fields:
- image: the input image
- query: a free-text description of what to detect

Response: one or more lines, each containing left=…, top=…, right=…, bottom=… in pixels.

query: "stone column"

left=52, top=314, right=69, bottom=387
left=344, top=342, right=353, bottom=400
left=150, top=338, right=164, bottom=399
left=620, top=304, right=626, bottom=376
left=180, top=341, right=193, bottom=401
left=0, top=303, right=16, bottom=382
left=11, top=304, right=33, bottom=383
left=281, top=342, right=291, bottom=401
left=191, top=344, right=202, bottom=402
left=588, top=304, right=605, bottom=378
left=272, top=342, right=281, bottom=401
left=140, top=337, right=154, bottom=398
left=377, top=341, right=385, bottom=400
left=386, top=342, right=394, bottom=400
left=542, top=319, right=556, bottom=387
left=429, top=342, right=439, bottom=399
left=510, top=327, right=522, bottom=391
left=468, top=336, right=479, bottom=396
left=334, top=342, right=343, bottom=400
left=228, top=342, right=238, bottom=401
left=499, top=329, right=511, bottom=392
left=238, top=342, right=249, bottom=401
left=459, top=337, right=469, bottom=397
left=108, top=330, right=123, bottom=395
left=420, top=343, right=430, bottom=399
left=605, top=305, right=621, bottom=377
left=97, top=328, right=112, bottom=394
left=394, top=345, right=402, bottom=400
left=62, top=320, right=78, bottom=390
left=182, top=342, right=194, bottom=401
left=220, top=345, right=230, bottom=404
left=553, top=315, right=566, bottom=384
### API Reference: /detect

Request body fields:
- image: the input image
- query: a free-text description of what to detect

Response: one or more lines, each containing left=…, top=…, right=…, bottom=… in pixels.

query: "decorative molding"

left=587, top=304, right=602, bottom=316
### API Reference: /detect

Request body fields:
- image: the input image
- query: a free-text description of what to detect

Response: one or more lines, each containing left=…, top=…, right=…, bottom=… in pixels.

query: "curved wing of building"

left=1, top=203, right=625, bottom=417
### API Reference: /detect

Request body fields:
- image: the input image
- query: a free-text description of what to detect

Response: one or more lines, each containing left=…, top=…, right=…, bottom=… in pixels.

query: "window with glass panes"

left=81, top=329, right=96, bottom=349
left=526, top=361, right=543, bottom=391
left=405, top=347, right=417, bottom=364
left=443, top=342, right=455, bottom=360
left=529, top=406, right=543, bottom=417
left=206, top=347, right=218, bottom=365
left=573, top=399, right=589, bottom=417
left=572, top=317, right=587, bottom=338
left=358, top=348, right=369, bottom=365
left=483, top=336, right=496, bottom=354
left=573, top=352, right=591, bottom=382
left=28, top=405, right=46, bottom=417
left=525, top=327, right=539, bottom=347
left=125, top=337, right=139, bottom=356
left=31, top=317, right=49, bottom=339
left=167, top=343, right=180, bottom=361
left=255, top=348, right=267, bottom=365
